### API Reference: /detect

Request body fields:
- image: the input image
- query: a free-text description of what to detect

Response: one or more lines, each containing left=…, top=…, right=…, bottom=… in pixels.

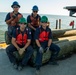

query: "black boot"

left=35, top=65, right=40, bottom=75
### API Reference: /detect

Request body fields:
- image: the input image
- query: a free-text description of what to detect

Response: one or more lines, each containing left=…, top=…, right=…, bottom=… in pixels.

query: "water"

left=0, top=12, right=76, bottom=42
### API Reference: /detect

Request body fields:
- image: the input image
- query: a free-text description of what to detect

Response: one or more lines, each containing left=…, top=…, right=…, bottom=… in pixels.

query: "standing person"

left=27, top=5, right=41, bottom=46
left=6, top=17, right=34, bottom=71
left=5, top=1, right=23, bottom=39
left=34, top=16, right=60, bottom=75
left=27, top=5, right=41, bottom=31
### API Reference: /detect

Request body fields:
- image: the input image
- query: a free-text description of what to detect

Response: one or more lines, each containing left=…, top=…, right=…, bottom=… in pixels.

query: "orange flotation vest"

left=39, top=30, right=49, bottom=42
left=10, top=12, right=23, bottom=26
left=16, top=28, right=28, bottom=45
left=30, top=15, right=40, bottom=27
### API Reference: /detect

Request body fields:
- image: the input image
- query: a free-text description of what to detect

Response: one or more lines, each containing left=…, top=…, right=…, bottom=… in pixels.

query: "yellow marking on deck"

left=0, top=43, right=8, bottom=49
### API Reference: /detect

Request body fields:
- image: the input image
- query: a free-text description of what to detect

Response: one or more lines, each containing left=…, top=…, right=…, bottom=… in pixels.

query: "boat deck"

left=0, top=49, right=76, bottom=75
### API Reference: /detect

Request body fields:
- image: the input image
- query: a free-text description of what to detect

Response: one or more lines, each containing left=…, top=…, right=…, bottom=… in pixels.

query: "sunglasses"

left=41, top=22, right=47, bottom=23
left=33, top=11, right=38, bottom=13
left=19, top=23, right=26, bottom=25
left=13, top=6, right=19, bottom=8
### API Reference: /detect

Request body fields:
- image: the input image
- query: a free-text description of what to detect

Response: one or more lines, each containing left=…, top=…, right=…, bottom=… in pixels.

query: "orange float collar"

left=10, top=12, right=22, bottom=26
left=39, top=31, right=49, bottom=42
left=30, top=15, right=40, bottom=27
left=16, top=28, right=28, bottom=45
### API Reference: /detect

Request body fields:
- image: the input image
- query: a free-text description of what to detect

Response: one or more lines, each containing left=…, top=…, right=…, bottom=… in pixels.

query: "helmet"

left=41, top=16, right=48, bottom=22
left=19, top=17, right=27, bottom=24
left=32, top=5, right=39, bottom=11
left=11, top=1, right=20, bottom=8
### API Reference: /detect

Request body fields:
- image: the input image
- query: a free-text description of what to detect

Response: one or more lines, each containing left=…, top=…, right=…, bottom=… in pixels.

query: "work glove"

left=18, top=48, right=25, bottom=56
left=17, top=47, right=20, bottom=51
left=20, top=48, right=25, bottom=51
left=39, top=47, right=44, bottom=53
left=12, top=14, right=17, bottom=19
left=46, top=47, right=50, bottom=53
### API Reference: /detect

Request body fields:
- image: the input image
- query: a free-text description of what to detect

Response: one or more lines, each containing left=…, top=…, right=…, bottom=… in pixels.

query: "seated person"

left=6, top=17, right=33, bottom=71
left=34, top=16, right=60, bottom=75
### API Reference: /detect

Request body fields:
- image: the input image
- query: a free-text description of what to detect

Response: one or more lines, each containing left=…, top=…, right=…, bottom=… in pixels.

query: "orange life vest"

left=39, top=30, right=49, bottom=42
left=16, top=28, right=28, bottom=45
left=10, top=12, right=22, bottom=26
left=30, top=15, right=40, bottom=27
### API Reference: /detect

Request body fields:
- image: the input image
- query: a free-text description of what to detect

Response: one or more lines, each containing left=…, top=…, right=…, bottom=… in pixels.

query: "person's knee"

left=27, top=46, right=34, bottom=53
left=6, top=45, right=16, bottom=53
left=6, top=46, right=10, bottom=53
left=53, top=44, right=60, bottom=51
left=50, top=44, right=60, bottom=53
left=56, top=45, right=60, bottom=53
left=36, top=50, right=43, bottom=57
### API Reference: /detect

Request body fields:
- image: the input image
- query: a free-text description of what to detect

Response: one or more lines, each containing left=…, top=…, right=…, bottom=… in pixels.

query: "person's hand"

left=39, top=47, right=44, bottom=53
left=46, top=47, right=50, bottom=53
left=17, top=47, right=20, bottom=51
left=12, top=14, right=17, bottom=19
left=18, top=49, right=23, bottom=56
left=18, top=48, right=25, bottom=56
left=20, top=48, right=25, bottom=52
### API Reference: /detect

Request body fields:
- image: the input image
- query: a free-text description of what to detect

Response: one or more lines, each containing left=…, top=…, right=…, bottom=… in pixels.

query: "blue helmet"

left=11, top=1, right=20, bottom=8
left=32, top=5, right=39, bottom=11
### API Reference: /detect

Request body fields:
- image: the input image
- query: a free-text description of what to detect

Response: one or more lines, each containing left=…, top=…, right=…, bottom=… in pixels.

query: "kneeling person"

left=34, top=16, right=60, bottom=74
left=6, top=17, right=33, bottom=71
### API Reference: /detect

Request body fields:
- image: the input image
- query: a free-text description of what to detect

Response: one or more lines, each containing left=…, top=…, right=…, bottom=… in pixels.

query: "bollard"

left=56, top=20, right=58, bottom=29
left=59, top=19, right=61, bottom=29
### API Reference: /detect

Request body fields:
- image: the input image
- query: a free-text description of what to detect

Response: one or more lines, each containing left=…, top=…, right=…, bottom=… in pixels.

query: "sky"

left=0, top=0, right=76, bottom=16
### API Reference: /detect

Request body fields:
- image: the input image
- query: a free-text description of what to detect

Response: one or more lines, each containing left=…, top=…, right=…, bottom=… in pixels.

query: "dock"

left=0, top=49, right=76, bottom=75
